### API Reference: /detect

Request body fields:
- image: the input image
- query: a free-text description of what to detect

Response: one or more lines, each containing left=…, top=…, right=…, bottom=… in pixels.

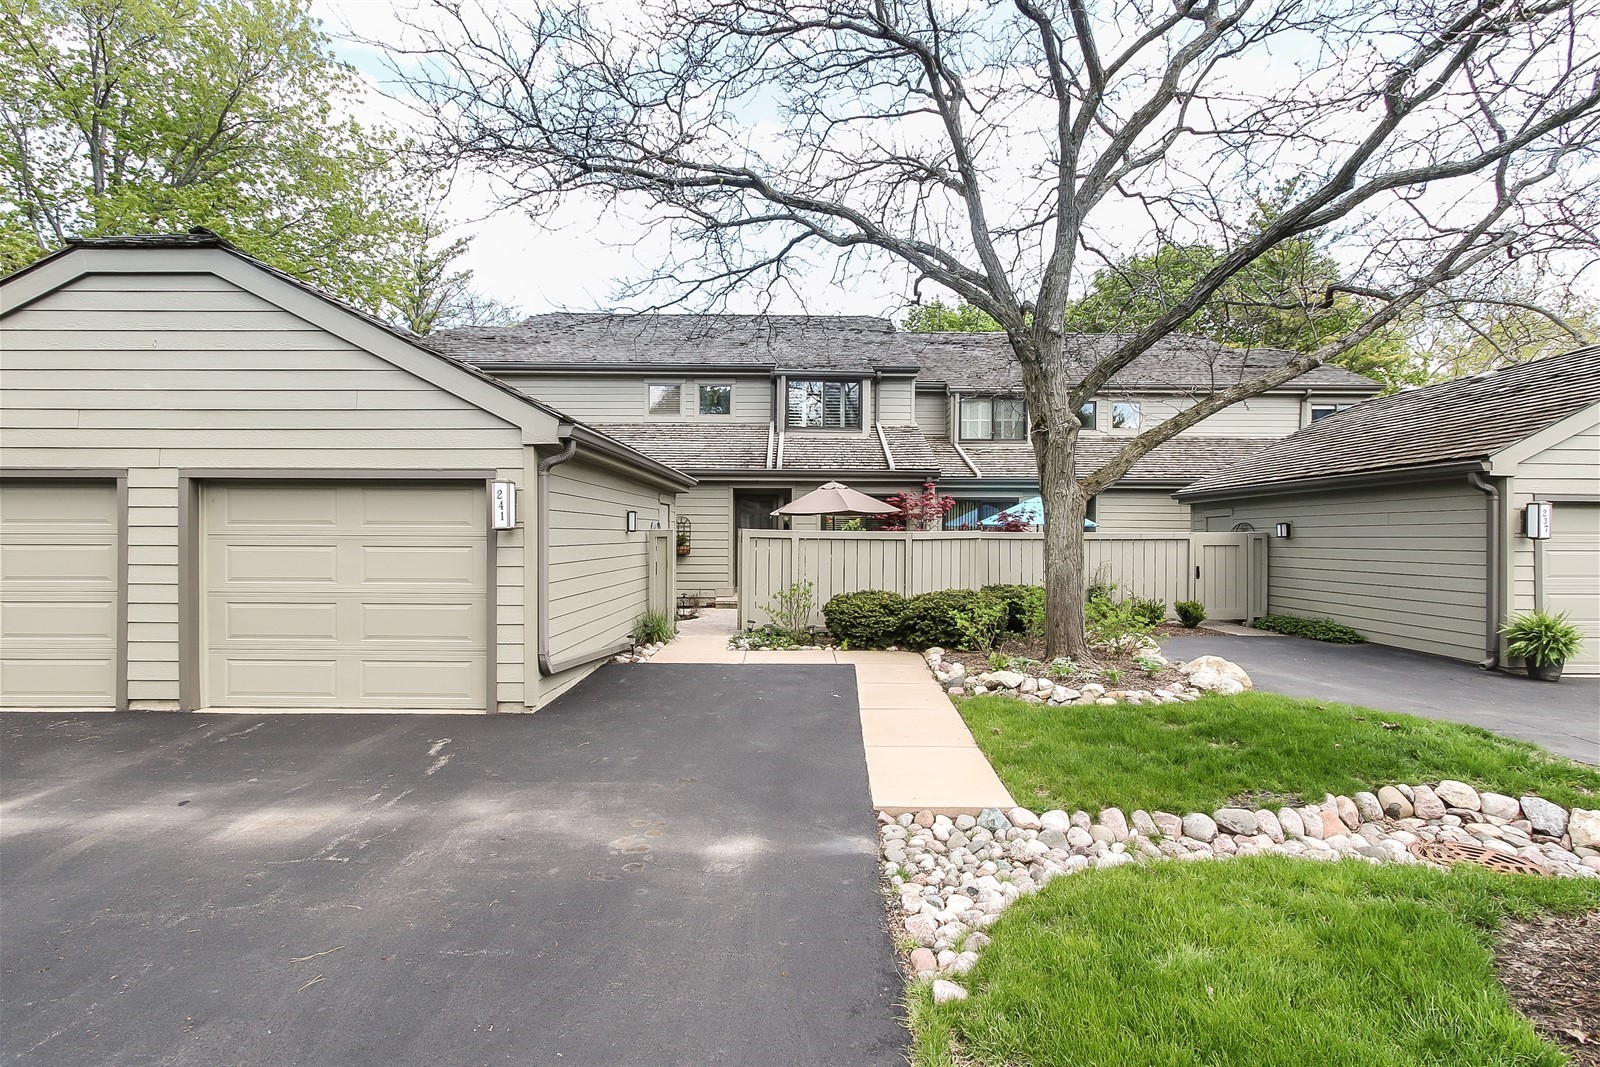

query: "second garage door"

left=1543, top=501, right=1600, bottom=676
left=202, top=482, right=488, bottom=709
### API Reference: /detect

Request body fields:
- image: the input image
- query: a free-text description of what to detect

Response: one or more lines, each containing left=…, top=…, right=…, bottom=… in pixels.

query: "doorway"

left=733, top=490, right=789, bottom=584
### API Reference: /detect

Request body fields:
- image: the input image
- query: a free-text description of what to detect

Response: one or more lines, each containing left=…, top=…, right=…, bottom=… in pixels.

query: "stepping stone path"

left=884, top=788, right=1600, bottom=995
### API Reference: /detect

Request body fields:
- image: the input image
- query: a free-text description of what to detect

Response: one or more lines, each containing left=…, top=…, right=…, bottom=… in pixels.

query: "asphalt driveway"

left=1164, top=634, right=1600, bottom=765
left=1, top=665, right=906, bottom=1067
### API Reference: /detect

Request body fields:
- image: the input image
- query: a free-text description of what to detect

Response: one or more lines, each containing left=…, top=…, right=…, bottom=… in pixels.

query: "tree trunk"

left=1037, top=432, right=1091, bottom=661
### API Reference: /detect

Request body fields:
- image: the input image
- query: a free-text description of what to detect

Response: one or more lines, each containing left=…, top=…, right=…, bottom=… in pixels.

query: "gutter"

left=1468, top=471, right=1503, bottom=671
left=1177, top=459, right=1491, bottom=503
left=535, top=434, right=637, bottom=676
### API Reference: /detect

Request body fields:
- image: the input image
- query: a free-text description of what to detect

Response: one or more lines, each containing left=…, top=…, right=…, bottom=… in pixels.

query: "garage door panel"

left=1543, top=502, right=1598, bottom=674
left=1, top=481, right=119, bottom=708
left=221, top=544, right=340, bottom=584
left=360, top=545, right=482, bottom=585
left=1, top=542, right=118, bottom=584
left=213, top=484, right=339, bottom=528
left=203, top=482, right=486, bottom=709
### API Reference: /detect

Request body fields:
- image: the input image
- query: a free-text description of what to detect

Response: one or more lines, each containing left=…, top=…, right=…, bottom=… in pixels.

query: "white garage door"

left=0, top=481, right=119, bottom=707
left=1544, top=502, right=1600, bottom=675
left=202, top=482, right=488, bottom=709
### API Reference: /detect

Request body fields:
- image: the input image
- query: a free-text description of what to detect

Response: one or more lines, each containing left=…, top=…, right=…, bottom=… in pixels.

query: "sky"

left=312, top=0, right=919, bottom=320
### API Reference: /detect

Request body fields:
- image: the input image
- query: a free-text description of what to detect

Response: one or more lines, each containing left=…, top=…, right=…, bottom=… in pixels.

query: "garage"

left=0, top=479, right=121, bottom=708
left=1543, top=502, right=1600, bottom=675
left=201, top=481, right=488, bottom=710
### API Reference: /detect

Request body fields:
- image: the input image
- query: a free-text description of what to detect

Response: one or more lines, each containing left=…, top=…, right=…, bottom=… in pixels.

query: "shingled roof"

left=904, top=332, right=1378, bottom=393
left=941, top=436, right=1278, bottom=484
left=1179, top=347, right=1600, bottom=499
left=585, top=423, right=946, bottom=474
left=433, top=313, right=1380, bottom=393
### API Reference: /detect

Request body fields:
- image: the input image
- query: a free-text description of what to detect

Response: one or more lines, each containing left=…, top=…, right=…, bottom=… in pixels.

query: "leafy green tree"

left=391, top=224, right=523, bottom=335
left=901, top=300, right=1000, bottom=333
left=0, top=0, right=497, bottom=327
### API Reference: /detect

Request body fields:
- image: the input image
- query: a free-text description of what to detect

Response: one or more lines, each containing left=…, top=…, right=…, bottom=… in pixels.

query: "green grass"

left=959, top=691, right=1600, bottom=814
left=909, top=857, right=1600, bottom=1067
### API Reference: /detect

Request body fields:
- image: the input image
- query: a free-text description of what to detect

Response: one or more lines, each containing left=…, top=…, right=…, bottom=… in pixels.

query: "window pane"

left=994, top=397, right=1026, bottom=440
left=648, top=383, right=681, bottom=415
left=959, top=398, right=992, bottom=440
left=841, top=382, right=861, bottom=427
left=1076, top=402, right=1097, bottom=429
left=699, top=384, right=732, bottom=415
left=1112, top=401, right=1141, bottom=430
left=787, top=379, right=861, bottom=428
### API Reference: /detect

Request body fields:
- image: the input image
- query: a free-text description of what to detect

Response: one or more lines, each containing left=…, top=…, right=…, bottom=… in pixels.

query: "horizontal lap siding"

left=914, top=392, right=949, bottom=437
left=505, top=374, right=773, bottom=422
left=877, top=379, right=916, bottom=424
left=544, top=459, right=668, bottom=666
left=1094, top=489, right=1190, bottom=531
left=1216, top=481, right=1487, bottom=662
left=677, top=485, right=734, bottom=598
left=1134, top=394, right=1304, bottom=436
left=1, top=272, right=528, bottom=708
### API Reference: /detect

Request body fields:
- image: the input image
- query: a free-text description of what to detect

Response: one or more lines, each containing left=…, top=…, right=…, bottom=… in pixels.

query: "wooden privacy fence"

left=737, top=530, right=1267, bottom=630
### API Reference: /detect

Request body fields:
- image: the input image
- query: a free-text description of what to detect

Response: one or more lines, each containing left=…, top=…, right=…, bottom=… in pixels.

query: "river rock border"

left=613, top=641, right=667, bottom=664
left=927, top=649, right=1253, bottom=705
left=884, top=786, right=1600, bottom=996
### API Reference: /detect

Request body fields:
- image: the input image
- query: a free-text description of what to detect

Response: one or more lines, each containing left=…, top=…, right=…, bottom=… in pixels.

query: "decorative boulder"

left=1569, top=808, right=1600, bottom=851
left=1521, top=796, right=1569, bottom=837
left=1179, top=656, right=1253, bottom=691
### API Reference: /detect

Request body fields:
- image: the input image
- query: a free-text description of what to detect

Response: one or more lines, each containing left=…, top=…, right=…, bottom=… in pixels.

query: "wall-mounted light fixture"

left=490, top=480, right=517, bottom=530
left=1274, top=522, right=1292, bottom=539
left=626, top=510, right=638, bottom=533
left=1523, top=501, right=1552, bottom=540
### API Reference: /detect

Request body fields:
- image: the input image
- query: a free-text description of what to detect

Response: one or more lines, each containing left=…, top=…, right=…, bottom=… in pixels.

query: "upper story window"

left=959, top=396, right=1027, bottom=441
left=698, top=383, right=733, bottom=416
left=1111, top=401, right=1142, bottom=430
left=647, top=383, right=682, bottom=416
left=1076, top=402, right=1097, bottom=430
left=786, top=379, right=862, bottom=429
left=1309, top=402, right=1355, bottom=422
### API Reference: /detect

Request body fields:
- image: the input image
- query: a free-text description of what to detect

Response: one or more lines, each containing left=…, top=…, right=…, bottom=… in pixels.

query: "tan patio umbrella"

left=772, top=481, right=901, bottom=516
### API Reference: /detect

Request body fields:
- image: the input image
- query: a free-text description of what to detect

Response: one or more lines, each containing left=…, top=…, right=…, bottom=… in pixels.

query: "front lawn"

left=959, top=690, right=1600, bottom=814
left=910, top=857, right=1600, bottom=1067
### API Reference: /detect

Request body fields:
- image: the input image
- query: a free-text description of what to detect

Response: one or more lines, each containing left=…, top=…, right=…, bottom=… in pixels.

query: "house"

left=0, top=233, right=694, bottom=713
left=432, top=316, right=1379, bottom=601
left=1177, top=346, right=1600, bottom=675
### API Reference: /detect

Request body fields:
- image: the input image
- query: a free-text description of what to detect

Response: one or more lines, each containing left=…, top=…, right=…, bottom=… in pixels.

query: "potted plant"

left=675, top=531, right=691, bottom=556
left=1501, top=609, right=1585, bottom=681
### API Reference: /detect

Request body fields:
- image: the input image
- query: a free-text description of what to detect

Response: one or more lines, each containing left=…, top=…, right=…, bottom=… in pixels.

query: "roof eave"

left=560, top=423, right=698, bottom=490
left=1176, top=458, right=1492, bottom=503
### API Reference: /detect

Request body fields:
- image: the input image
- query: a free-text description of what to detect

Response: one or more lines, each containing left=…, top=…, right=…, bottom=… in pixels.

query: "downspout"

left=1468, top=470, right=1501, bottom=671
left=536, top=436, right=639, bottom=676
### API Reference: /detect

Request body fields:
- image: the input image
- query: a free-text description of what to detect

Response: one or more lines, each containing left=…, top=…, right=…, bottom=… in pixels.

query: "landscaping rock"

left=1479, top=792, right=1520, bottom=821
left=1008, top=807, right=1042, bottom=831
left=1522, top=796, right=1569, bottom=837
left=976, top=808, right=1012, bottom=833
left=1214, top=808, right=1259, bottom=836
left=904, top=915, right=938, bottom=944
left=1336, top=796, right=1361, bottom=830
left=1100, top=808, right=1130, bottom=841
left=1131, top=810, right=1159, bottom=837
left=1277, top=807, right=1304, bottom=838
left=909, top=948, right=937, bottom=974
left=1435, top=780, right=1481, bottom=811
left=1570, top=809, right=1600, bottom=851
left=931, top=980, right=968, bottom=1003
left=1257, top=809, right=1285, bottom=843
left=988, top=670, right=1026, bottom=690
left=1377, top=786, right=1413, bottom=820
left=1182, top=813, right=1218, bottom=842
left=1178, top=655, right=1253, bottom=690
left=1354, top=792, right=1383, bottom=823
left=1411, top=785, right=1446, bottom=820
left=1153, top=812, right=1183, bottom=839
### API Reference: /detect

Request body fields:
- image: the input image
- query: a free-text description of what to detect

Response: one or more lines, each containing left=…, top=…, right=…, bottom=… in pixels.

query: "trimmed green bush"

left=1254, top=613, right=1364, bottom=643
left=821, top=590, right=910, bottom=649
left=979, top=584, right=1044, bottom=635
left=1128, top=597, right=1167, bottom=626
left=1175, top=600, right=1207, bottom=628
left=899, top=588, right=982, bottom=649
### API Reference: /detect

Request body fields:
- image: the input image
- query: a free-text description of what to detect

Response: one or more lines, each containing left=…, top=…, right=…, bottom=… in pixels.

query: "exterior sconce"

left=626, top=510, right=638, bottom=533
left=1274, top=522, right=1292, bottom=539
left=1523, top=501, right=1552, bottom=540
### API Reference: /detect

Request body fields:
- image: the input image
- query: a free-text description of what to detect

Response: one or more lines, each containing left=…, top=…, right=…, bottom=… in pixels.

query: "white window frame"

left=786, top=379, right=863, bottom=430
left=697, top=382, right=734, bottom=417
left=1111, top=400, right=1142, bottom=431
left=1076, top=401, right=1098, bottom=430
left=1308, top=402, right=1355, bottom=423
left=959, top=395, right=1027, bottom=442
left=646, top=382, right=684, bottom=417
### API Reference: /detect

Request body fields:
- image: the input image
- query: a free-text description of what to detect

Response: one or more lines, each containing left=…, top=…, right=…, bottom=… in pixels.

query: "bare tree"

left=395, top=0, right=1600, bottom=658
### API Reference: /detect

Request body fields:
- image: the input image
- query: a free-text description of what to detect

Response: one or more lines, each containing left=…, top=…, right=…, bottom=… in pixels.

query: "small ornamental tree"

left=883, top=483, right=956, bottom=532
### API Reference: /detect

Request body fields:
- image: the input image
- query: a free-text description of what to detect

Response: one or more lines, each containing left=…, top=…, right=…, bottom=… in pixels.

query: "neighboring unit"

left=0, top=234, right=693, bottom=713
left=1178, top=347, right=1600, bottom=675
left=433, top=316, right=1378, bottom=601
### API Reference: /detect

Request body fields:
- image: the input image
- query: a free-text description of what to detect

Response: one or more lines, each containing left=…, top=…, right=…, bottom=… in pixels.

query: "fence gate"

left=1190, top=533, right=1250, bottom=620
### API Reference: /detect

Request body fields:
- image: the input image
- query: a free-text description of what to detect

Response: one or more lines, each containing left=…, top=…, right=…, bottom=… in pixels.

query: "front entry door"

left=733, top=490, right=788, bottom=585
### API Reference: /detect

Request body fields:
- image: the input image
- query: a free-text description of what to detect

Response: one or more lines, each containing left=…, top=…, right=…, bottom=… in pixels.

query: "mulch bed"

left=1152, top=623, right=1230, bottom=638
left=1495, top=909, right=1600, bottom=1065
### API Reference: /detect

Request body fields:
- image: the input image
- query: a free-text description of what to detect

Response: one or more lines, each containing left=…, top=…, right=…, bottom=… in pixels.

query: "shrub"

left=1129, top=598, right=1167, bottom=626
left=1175, top=600, right=1207, bottom=628
left=821, top=590, right=909, bottom=649
left=633, top=609, right=676, bottom=645
left=763, top=580, right=816, bottom=642
left=899, top=588, right=982, bottom=649
left=980, top=584, right=1044, bottom=635
left=1501, top=609, right=1585, bottom=666
left=1086, top=595, right=1156, bottom=648
left=1253, top=613, right=1363, bottom=643
left=951, top=593, right=1009, bottom=652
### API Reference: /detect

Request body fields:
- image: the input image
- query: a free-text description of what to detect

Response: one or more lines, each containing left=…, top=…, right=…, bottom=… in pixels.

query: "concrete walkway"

left=652, top=610, right=1014, bottom=814
left=1164, top=634, right=1600, bottom=765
